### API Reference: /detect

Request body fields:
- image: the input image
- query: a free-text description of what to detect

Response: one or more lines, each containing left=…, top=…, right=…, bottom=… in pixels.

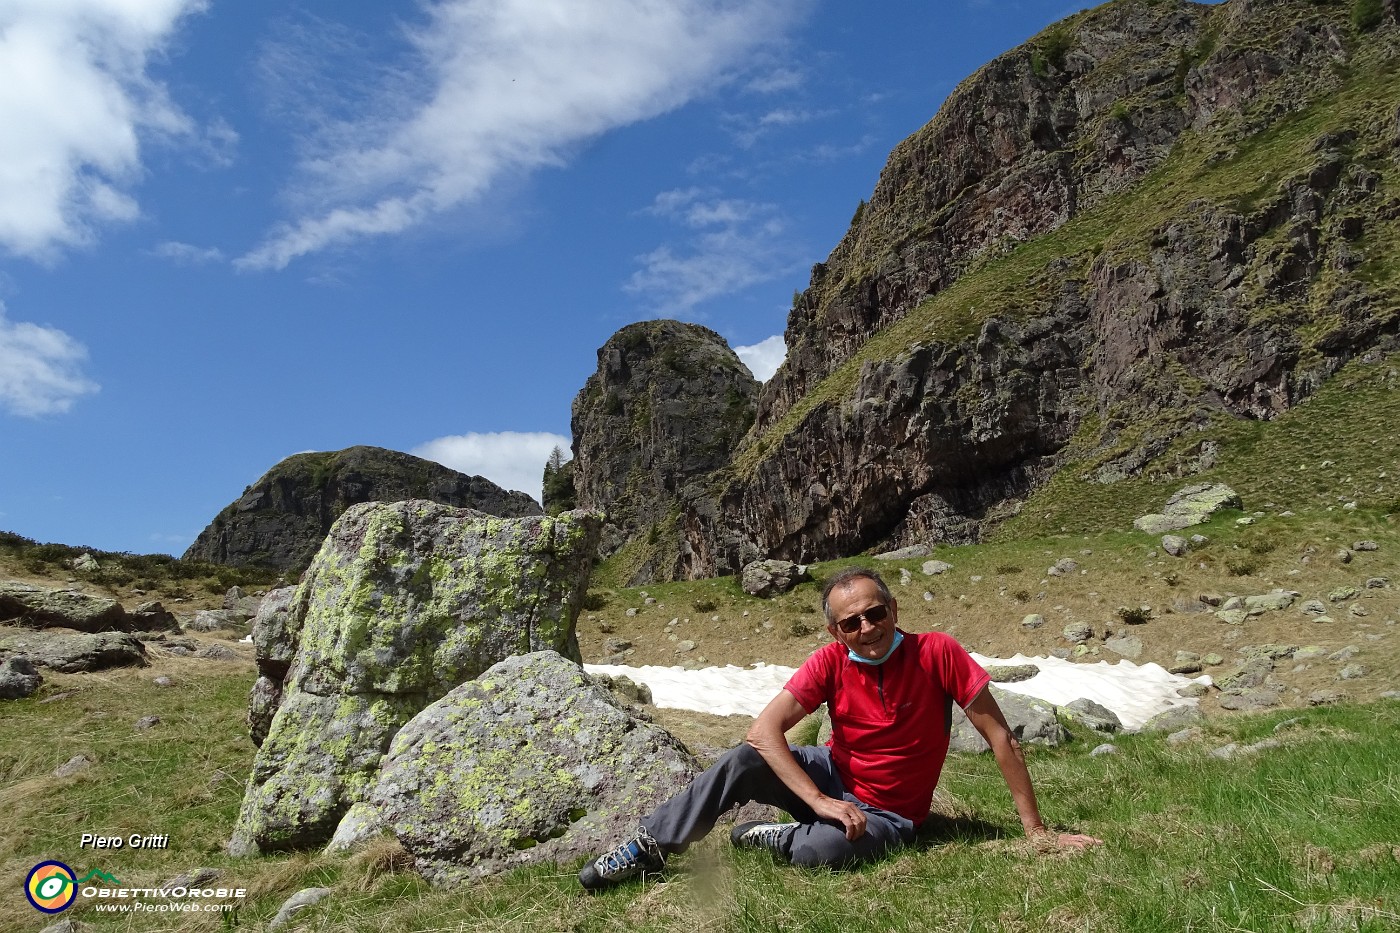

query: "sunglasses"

left=834, top=603, right=889, bottom=634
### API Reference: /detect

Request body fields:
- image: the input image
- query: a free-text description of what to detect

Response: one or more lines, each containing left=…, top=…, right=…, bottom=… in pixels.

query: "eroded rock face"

left=185, top=446, right=543, bottom=572
left=247, top=586, right=301, bottom=747
left=570, top=321, right=758, bottom=582
left=664, top=0, right=1400, bottom=578
left=1134, top=484, right=1242, bottom=534
left=368, top=651, right=698, bottom=883
left=228, top=502, right=602, bottom=855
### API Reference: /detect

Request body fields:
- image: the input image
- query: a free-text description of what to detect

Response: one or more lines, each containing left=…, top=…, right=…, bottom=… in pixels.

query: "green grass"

left=4, top=662, right=1398, bottom=931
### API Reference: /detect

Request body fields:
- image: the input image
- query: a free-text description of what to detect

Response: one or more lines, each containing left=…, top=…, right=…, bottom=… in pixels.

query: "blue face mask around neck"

left=847, top=628, right=903, bottom=666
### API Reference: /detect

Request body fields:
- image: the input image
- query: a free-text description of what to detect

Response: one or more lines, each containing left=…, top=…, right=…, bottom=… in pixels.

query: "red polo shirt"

left=783, top=630, right=990, bottom=824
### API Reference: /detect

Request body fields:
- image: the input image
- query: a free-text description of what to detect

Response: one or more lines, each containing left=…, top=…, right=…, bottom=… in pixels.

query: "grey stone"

left=1162, top=535, right=1189, bottom=557
left=1063, top=698, right=1122, bottom=733
left=1300, top=599, right=1327, bottom=614
left=1133, top=484, right=1241, bottom=533
left=228, top=502, right=603, bottom=856
left=1335, top=548, right=1353, bottom=564
left=1062, top=621, right=1094, bottom=643
left=1293, top=646, right=1328, bottom=661
left=1141, top=706, right=1205, bottom=733
left=366, top=651, right=698, bottom=883
left=1047, top=558, right=1078, bottom=576
left=1244, top=591, right=1296, bottom=613
left=922, top=560, right=953, bottom=575
left=152, top=675, right=175, bottom=688
left=195, top=644, right=238, bottom=661
left=1020, top=613, right=1045, bottom=630
left=1307, top=690, right=1345, bottom=706
left=1349, top=603, right=1369, bottom=617
left=1090, top=744, right=1119, bottom=756
left=1176, top=683, right=1209, bottom=698
left=0, top=654, right=43, bottom=699
left=1104, top=634, right=1143, bottom=659
left=185, top=610, right=242, bottom=633
left=38, top=919, right=80, bottom=933
left=1328, top=586, right=1358, bottom=602
left=740, top=559, right=807, bottom=598
left=134, top=716, right=161, bottom=731
left=1214, top=609, right=1249, bottom=625
left=589, top=672, right=653, bottom=706
left=1365, top=577, right=1389, bottom=588
left=325, top=802, right=384, bottom=854
left=985, top=663, right=1039, bottom=683
left=1166, top=727, right=1202, bottom=745
left=1217, top=688, right=1282, bottom=711
left=1353, top=540, right=1379, bottom=551
left=949, top=686, right=1066, bottom=753
left=54, top=755, right=93, bottom=778
left=1339, top=663, right=1365, bottom=680
left=1221, top=596, right=1244, bottom=611
left=1328, top=646, right=1360, bottom=662
left=1217, top=657, right=1273, bottom=692
left=1240, top=644, right=1298, bottom=661
left=269, top=887, right=333, bottom=930
left=1202, top=653, right=1224, bottom=666
left=874, top=544, right=931, bottom=560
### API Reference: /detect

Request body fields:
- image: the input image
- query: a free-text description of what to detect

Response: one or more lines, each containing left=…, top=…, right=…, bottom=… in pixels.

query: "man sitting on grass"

left=580, top=566, right=1101, bottom=890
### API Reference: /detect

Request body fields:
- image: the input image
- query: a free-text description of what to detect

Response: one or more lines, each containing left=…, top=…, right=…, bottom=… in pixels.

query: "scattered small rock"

left=1062, top=621, right=1094, bottom=643
left=134, top=716, right=161, bottom=731
left=1338, top=663, right=1365, bottom=680
left=874, top=544, right=931, bottom=560
left=196, top=644, right=238, bottom=661
left=54, top=755, right=93, bottom=779
left=1307, top=690, right=1345, bottom=706
left=1090, top=744, right=1119, bottom=757
left=922, top=560, right=953, bottom=575
left=1063, top=698, right=1122, bottom=733
left=1048, top=558, right=1078, bottom=577
left=1020, top=614, right=1045, bottom=630
left=1353, top=540, right=1379, bottom=551
left=153, top=675, right=175, bottom=688
left=269, top=887, right=333, bottom=930
left=985, top=664, right=1039, bottom=683
left=1335, top=548, right=1353, bottom=564
left=1176, top=683, right=1209, bottom=698
left=1162, top=535, right=1188, bottom=557
left=0, top=654, right=44, bottom=699
left=1166, top=727, right=1202, bottom=745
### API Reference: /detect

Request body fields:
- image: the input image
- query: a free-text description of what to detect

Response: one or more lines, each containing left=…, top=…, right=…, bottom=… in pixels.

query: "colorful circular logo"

left=25, top=861, right=77, bottom=914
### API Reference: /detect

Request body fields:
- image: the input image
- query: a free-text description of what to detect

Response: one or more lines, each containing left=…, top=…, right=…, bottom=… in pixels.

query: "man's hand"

left=810, top=795, right=867, bottom=841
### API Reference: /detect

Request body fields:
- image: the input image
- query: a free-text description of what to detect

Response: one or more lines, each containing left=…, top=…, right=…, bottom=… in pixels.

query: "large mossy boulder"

left=1133, top=484, right=1242, bottom=534
left=228, top=501, right=603, bottom=855
left=367, top=651, right=699, bottom=883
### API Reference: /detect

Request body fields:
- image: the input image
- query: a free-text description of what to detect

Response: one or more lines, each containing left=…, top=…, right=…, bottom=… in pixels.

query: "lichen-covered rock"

left=985, top=663, right=1039, bottom=683
left=0, top=582, right=175, bottom=633
left=0, top=630, right=148, bottom=673
left=949, top=686, right=1066, bottom=753
left=185, top=445, right=542, bottom=572
left=1141, top=705, right=1205, bottom=733
left=1133, top=484, right=1242, bottom=534
left=368, top=651, right=699, bottom=883
left=1062, top=698, right=1123, bottom=733
left=740, top=559, right=807, bottom=598
left=247, top=586, right=301, bottom=747
left=228, top=501, right=603, bottom=855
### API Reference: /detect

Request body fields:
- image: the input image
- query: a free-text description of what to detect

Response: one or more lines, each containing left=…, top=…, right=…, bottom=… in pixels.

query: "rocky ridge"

left=185, top=446, right=542, bottom=573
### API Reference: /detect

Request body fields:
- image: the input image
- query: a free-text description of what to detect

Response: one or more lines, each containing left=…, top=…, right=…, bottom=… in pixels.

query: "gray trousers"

left=642, top=743, right=916, bottom=868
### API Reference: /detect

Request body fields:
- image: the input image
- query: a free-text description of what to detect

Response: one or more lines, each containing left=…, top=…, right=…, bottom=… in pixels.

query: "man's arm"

left=961, top=686, right=1102, bottom=851
left=745, top=689, right=868, bottom=841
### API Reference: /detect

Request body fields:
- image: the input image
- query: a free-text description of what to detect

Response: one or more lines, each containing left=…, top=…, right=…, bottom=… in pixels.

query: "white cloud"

left=746, top=67, right=804, bottom=94
left=238, top=0, right=810, bottom=271
left=0, top=302, right=100, bottom=417
left=151, top=240, right=224, bottom=264
left=413, top=431, right=571, bottom=503
left=0, top=0, right=209, bottom=259
left=628, top=188, right=802, bottom=314
left=734, top=333, right=785, bottom=382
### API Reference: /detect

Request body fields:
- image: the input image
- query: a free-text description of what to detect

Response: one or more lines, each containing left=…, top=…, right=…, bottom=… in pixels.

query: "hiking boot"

left=730, top=820, right=794, bottom=856
left=579, top=826, right=665, bottom=891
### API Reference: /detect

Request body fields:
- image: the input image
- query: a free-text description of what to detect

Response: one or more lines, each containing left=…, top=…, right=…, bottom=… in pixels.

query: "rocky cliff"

left=570, top=320, right=757, bottom=583
left=579, top=0, right=1400, bottom=581
left=185, top=446, right=541, bottom=572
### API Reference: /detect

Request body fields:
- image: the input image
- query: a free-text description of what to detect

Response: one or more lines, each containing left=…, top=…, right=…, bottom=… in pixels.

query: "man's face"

left=826, top=577, right=898, bottom=662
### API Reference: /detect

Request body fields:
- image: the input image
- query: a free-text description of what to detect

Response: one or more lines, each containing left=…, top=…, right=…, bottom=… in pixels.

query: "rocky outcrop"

left=228, top=501, right=602, bottom=855
left=0, top=630, right=148, bottom=673
left=246, top=586, right=300, bottom=747
left=1134, top=483, right=1243, bottom=533
left=185, top=446, right=542, bottom=572
left=571, top=321, right=758, bottom=582
left=0, top=582, right=177, bottom=633
left=0, top=654, right=43, bottom=699
left=365, top=651, right=698, bottom=883
left=664, top=0, right=1400, bottom=579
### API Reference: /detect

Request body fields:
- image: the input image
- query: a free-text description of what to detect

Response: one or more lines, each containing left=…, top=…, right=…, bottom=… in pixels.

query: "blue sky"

left=0, top=0, right=1086, bottom=556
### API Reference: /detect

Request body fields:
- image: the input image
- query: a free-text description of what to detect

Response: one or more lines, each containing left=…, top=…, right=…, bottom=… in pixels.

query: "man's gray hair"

left=820, top=567, right=893, bottom=625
